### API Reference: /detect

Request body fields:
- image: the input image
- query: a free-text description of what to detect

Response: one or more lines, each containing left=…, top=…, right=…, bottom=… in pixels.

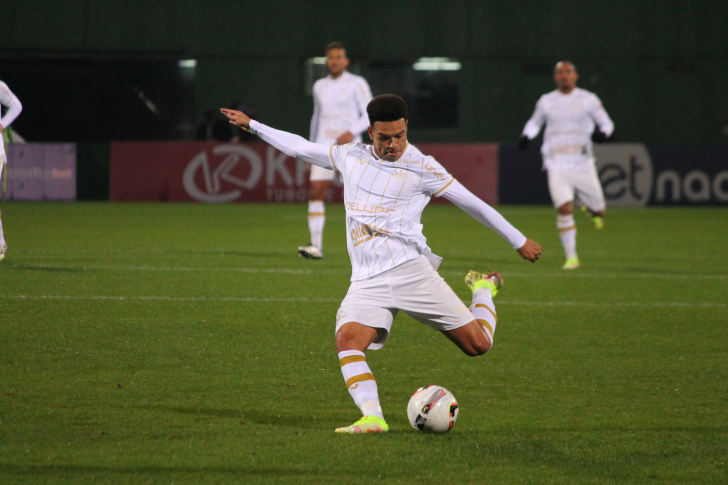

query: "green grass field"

left=1, top=202, right=726, bottom=484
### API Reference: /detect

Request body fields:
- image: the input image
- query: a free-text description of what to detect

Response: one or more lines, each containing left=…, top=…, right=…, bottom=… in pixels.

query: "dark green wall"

left=3, top=0, right=727, bottom=143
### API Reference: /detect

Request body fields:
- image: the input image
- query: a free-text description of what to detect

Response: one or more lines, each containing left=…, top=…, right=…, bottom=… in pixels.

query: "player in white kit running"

left=0, top=80, right=23, bottom=261
left=519, top=61, right=614, bottom=269
left=300, top=41, right=373, bottom=260
left=221, top=95, right=542, bottom=434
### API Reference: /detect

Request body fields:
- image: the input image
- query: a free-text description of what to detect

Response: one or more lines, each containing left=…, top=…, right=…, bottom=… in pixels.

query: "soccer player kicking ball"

left=222, top=95, right=542, bottom=433
left=519, top=61, right=614, bottom=270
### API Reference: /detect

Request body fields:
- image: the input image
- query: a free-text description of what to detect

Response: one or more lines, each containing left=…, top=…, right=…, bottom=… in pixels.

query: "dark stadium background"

left=1, top=1, right=726, bottom=203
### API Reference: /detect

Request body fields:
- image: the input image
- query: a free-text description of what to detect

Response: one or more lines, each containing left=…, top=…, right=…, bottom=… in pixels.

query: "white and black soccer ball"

left=407, top=385, right=459, bottom=433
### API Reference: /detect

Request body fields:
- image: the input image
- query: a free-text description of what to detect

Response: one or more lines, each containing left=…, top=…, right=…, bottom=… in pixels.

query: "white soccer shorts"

left=309, top=163, right=337, bottom=182
left=336, top=256, right=474, bottom=350
left=547, top=166, right=606, bottom=212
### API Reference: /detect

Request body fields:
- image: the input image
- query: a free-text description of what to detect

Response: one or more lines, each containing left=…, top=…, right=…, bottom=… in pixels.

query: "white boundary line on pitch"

left=1, top=294, right=726, bottom=308
left=4, top=263, right=727, bottom=280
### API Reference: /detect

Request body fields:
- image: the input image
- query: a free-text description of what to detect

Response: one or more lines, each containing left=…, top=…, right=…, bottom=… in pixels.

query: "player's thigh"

left=573, top=167, right=606, bottom=212
left=391, top=257, right=473, bottom=333
left=547, top=169, right=575, bottom=209
left=310, top=164, right=336, bottom=182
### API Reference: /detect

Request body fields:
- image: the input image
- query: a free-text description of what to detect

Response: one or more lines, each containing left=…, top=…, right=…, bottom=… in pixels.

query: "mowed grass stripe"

left=2, top=294, right=726, bottom=308
left=4, top=263, right=727, bottom=280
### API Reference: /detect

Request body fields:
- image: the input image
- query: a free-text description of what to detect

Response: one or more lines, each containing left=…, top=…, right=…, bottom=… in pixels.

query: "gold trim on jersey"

left=434, top=178, right=455, bottom=196
left=329, top=146, right=336, bottom=170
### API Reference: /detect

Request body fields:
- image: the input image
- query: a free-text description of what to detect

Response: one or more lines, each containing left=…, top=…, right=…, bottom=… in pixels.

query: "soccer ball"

left=407, top=385, right=459, bottom=433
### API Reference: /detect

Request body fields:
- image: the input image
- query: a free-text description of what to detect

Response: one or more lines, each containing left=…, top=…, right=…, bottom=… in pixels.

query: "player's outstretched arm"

left=0, top=83, right=22, bottom=129
left=220, top=108, right=334, bottom=169
left=442, top=180, right=542, bottom=262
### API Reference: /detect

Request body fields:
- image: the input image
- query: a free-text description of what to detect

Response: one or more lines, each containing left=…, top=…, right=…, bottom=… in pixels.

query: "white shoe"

left=0, top=242, right=6, bottom=261
left=298, top=245, right=323, bottom=259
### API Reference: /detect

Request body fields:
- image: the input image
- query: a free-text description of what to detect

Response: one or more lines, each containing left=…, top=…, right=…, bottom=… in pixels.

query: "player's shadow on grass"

left=150, top=405, right=323, bottom=429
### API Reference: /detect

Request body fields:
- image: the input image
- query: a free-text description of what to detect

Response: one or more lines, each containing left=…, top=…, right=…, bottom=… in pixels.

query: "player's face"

left=326, top=48, right=349, bottom=78
left=369, top=119, right=408, bottom=162
left=554, top=62, right=578, bottom=92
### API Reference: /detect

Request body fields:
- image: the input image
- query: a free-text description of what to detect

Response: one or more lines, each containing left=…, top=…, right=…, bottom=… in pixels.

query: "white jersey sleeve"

left=352, top=78, right=373, bottom=136
left=442, top=180, right=527, bottom=249
left=522, top=95, right=546, bottom=140
left=420, top=156, right=455, bottom=197
left=309, top=82, right=322, bottom=142
left=0, top=81, right=22, bottom=128
left=590, top=94, right=614, bottom=137
left=249, top=120, right=335, bottom=170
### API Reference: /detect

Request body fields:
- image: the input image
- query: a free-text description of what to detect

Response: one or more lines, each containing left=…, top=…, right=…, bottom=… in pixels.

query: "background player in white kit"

left=0, top=80, right=23, bottom=261
left=221, top=95, right=542, bottom=433
left=299, top=41, right=373, bottom=260
left=519, top=61, right=614, bottom=270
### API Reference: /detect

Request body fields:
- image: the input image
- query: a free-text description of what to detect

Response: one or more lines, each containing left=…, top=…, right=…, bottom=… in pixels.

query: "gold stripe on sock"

left=340, top=355, right=366, bottom=367
left=558, top=225, right=576, bottom=233
left=308, top=212, right=325, bottom=217
left=476, top=319, right=494, bottom=336
left=345, top=373, right=375, bottom=388
left=475, top=303, right=497, bottom=322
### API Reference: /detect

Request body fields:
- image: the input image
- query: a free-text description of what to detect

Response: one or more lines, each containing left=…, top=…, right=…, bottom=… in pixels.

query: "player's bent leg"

left=442, top=320, right=491, bottom=357
left=335, top=322, right=389, bottom=433
left=447, top=270, right=502, bottom=356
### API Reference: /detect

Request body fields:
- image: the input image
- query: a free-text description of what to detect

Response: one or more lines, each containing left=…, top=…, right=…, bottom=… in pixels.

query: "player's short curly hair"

left=326, top=41, right=346, bottom=54
left=367, top=94, right=408, bottom=126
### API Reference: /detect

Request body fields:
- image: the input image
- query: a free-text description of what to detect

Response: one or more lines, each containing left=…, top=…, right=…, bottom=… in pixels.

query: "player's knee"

left=465, top=338, right=491, bottom=357
left=557, top=202, right=574, bottom=215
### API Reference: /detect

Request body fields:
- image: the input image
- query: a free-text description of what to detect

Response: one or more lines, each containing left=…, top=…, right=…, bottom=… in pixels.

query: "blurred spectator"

left=196, top=108, right=232, bottom=141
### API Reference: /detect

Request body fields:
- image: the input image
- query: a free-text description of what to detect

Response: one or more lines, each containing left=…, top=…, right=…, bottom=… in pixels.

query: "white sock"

left=338, top=350, right=383, bottom=418
left=470, top=288, right=497, bottom=346
left=308, top=200, right=325, bottom=250
left=557, top=214, right=577, bottom=260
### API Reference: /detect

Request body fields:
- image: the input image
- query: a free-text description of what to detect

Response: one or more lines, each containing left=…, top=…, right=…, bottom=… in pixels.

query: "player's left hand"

left=336, top=132, right=354, bottom=145
left=517, top=239, right=542, bottom=263
left=220, top=109, right=251, bottom=131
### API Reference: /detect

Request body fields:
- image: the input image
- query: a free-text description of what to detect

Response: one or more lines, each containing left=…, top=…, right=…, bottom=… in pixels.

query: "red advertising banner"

left=110, top=142, right=498, bottom=205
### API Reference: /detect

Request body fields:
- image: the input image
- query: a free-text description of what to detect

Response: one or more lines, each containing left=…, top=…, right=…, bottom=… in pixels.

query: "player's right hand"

left=518, top=135, right=529, bottom=150
left=220, top=109, right=251, bottom=131
left=517, top=239, right=542, bottom=262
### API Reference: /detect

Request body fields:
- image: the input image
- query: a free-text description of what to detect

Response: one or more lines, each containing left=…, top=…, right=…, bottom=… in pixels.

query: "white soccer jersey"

left=249, top=120, right=527, bottom=282
left=522, top=88, right=613, bottom=172
left=0, top=81, right=22, bottom=165
left=310, top=71, right=372, bottom=145
left=0, top=81, right=22, bottom=129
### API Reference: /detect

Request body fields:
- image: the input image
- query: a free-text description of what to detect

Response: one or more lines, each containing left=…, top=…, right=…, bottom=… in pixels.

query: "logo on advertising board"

left=182, top=144, right=344, bottom=203
left=183, top=144, right=264, bottom=202
left=594, top=144, right=653, bottom=207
